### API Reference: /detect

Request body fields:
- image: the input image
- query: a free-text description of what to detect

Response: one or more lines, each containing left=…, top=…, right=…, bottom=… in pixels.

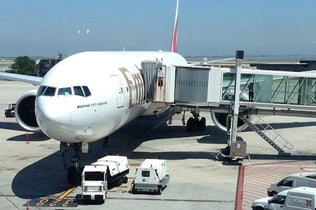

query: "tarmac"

left=1, top=80, right=316, bottom=210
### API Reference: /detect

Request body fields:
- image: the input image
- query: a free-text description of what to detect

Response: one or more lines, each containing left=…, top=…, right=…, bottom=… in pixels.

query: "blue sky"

left=1, top=0, right=316, bottom=57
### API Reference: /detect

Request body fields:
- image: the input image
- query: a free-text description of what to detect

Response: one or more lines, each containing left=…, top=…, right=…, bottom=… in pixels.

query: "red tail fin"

left=171, top=0, right=179, bottom=52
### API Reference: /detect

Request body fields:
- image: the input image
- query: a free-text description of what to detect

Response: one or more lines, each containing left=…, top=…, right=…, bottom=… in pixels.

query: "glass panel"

left=84, top=172, right=105, bottom=181
left=58, top=87, right=72, bottom=96
left=222, top=72, right=316, bottom=107
left=82, top=86, right=91, bottom=97
left=141, top=170, right=150, bottom=177
left=74, top=86, right=84, bottom=97
left=43, top=87, right=56, bottom=96
left=37, top=86, right=47, bottom=96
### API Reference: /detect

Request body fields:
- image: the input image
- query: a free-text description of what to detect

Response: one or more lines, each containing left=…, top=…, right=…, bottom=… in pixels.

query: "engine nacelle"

left=211, top=108, right=249, bottom=132
left=15, top=89, right=40, bottom=132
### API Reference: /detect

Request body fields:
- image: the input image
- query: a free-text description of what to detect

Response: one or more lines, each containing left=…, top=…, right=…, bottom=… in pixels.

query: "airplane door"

left=111, top=75, right=125, bottom=108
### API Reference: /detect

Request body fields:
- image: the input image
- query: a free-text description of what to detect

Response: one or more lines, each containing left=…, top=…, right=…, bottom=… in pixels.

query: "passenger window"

left=278, top=178, right=293, bottom=187
left=74, top=86, right=84, bottom=97
left=82, top=86, right=91, bottom=97
left=43, top=87, right=56, bottom=96
left=58, top=87, right=72, bottom=96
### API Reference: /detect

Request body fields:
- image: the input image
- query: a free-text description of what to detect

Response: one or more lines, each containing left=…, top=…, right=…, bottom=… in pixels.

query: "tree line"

left=8, top=56, right=37, bottom=75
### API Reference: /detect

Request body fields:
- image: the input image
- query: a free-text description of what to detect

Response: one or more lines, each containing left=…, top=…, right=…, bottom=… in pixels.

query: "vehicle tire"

left=199, top=117, right=206, bottom=130
left=67, top=166, right=80, bottom=186
left=132, top=185, right=136, bottom=194
left=253, top=207, right=264, bottom=210
left=186, top=117, right=194, bottom=131
left=158, top=186, right=162, bottom=195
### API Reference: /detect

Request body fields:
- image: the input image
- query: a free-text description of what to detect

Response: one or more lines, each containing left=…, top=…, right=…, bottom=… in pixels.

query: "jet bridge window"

left=58, top=87, right=72, bottom=96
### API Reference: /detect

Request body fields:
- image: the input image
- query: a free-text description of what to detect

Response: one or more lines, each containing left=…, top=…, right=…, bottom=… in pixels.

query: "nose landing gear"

left=60, top=142, right=84, bottom=186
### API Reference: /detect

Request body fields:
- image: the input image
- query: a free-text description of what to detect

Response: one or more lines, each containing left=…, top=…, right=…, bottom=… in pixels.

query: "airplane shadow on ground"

left=11, top=114, right=316, bottom=199
left=12, top=152, right=67, bottom=199
left=7, top=132, right=50, bottom=141
left=0, top=121, right=24, bottom=131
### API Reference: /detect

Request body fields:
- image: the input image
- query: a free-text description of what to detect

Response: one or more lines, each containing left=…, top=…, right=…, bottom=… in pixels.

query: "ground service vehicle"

left=252, top=190, right=288, bottom=210
left=81, top=155, right=129, bottom=202
left=268, top=172, right=316, bottom=196
left=252, top=187, right=316, bottom=210
left=131, top=159, right=169, bottom=194
left=5, top=103, right=15, bottom=117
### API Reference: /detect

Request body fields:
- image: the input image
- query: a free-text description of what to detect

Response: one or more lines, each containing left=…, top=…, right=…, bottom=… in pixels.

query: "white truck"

left=131, top=159, right=169, bottom=194
left=81, top=155, right=129, bottom=202
left=267, top=172, right=316, bottom=196
left=252, top=187, right=316, bottom=210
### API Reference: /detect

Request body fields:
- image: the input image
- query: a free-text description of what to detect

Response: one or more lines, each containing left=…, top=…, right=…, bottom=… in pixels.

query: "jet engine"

left=15, top=89, right=40, bottom=132
left=210, top=106, right=249, bottom=132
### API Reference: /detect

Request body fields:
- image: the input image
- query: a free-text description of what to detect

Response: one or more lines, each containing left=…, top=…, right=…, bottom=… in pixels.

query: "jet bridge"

left=140, top=51, right=316, bottom=161
left=172, top=64, right=316, bottom=110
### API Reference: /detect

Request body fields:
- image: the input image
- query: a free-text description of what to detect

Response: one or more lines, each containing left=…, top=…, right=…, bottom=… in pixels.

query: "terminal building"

left=250, top=60, right=316, bottom=72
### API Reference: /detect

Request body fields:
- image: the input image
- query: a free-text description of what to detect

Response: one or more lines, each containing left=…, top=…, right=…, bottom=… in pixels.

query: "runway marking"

left=24, top=187, right=78, bottom=208
left=56, top=186, right=76, bottom=201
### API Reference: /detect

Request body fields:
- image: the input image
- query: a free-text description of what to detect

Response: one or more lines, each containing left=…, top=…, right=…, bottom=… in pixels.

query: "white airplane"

left=0, top=0, right=250, bottom=184
left=0, top=0, right=196, bottom=185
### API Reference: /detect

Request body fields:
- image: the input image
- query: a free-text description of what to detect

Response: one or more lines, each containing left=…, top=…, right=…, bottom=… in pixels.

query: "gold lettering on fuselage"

left=118, top=68, right=144, bottom=108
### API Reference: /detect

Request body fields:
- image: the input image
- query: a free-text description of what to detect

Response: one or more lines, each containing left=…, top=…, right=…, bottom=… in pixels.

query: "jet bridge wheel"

left=186, top=117, right=206, bottom=132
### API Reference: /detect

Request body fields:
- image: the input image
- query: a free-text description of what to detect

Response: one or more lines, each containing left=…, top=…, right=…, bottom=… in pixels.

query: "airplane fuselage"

left=35, top=51, right=187, bottom=143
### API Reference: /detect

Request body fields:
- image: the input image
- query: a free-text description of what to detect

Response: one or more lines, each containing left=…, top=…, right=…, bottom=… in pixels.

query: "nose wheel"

left=61, top=142, right=83, bottom=186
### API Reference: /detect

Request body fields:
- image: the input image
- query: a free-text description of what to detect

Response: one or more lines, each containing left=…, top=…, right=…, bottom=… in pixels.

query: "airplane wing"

left=0, top=72, right=42, bottom=85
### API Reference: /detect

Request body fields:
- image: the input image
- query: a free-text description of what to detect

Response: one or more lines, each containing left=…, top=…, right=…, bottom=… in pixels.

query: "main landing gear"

left=185, top=111, right=206, bottom=132
left=60, top=142, right=83, bottom=186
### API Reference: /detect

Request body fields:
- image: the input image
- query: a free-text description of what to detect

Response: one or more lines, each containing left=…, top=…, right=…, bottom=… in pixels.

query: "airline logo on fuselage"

left=118, top=68, right=145, bottom=108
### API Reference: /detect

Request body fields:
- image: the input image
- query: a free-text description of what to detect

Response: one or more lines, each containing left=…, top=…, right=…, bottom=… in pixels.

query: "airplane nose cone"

left=35, top=97, right=71, bottom=139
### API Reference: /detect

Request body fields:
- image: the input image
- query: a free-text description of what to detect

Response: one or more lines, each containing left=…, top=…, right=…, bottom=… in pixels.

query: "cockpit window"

left=58, top=87, right=72, bottom=96
left=37, top=86, right=46, bottom=96
left=74, top=86, right=84, bottom=97
left=44, top=87, right=56, bottom=96
left=38, top=85, right=90, bottom=97
left=82, top=86, right=91, bottom=97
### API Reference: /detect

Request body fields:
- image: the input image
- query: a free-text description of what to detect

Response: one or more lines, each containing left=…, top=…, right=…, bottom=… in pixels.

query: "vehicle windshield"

left=84, top=172, right=105, bottom=181
left=141, top=170, right=150, bottom=177
left=278, top=177, right=293, bottom=187
left=269, top=194, right=286, bottom=204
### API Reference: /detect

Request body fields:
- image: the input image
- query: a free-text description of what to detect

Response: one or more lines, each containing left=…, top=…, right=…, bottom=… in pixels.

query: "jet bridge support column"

left=216, top=50, right=249, bottom=162
left=229, top=50, right=248, bottom=161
